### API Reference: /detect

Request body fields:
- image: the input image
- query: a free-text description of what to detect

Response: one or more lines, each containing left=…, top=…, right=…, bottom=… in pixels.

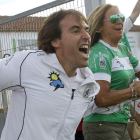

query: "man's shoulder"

left=17, top=50, right=44, bottom=56
left=15, top=50, right=45, bottom=60
left=4, top=50, right=45, bottom=66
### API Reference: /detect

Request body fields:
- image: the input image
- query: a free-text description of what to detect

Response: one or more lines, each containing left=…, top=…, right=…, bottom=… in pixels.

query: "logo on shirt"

left=83, top=87, right=91, bottom=98
left=117, top=103, right=130, bottom=115
left=117, top=60, right=124, bottom=69
left=37, top=52, right=45, bottom=56
left=99, top=56, right=106, bottom=67
left=48, top=72, right=64, bottom=91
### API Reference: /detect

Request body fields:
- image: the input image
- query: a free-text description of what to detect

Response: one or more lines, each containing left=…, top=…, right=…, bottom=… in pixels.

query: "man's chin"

left=79, top=62, right=89, bottom=68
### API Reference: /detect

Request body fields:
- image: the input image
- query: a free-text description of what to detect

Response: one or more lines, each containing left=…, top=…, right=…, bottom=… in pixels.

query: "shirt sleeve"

left=120, top=33, right=132, bottom=52
left=88, top=47, right=112, bottom=82
left=121, top=44, right=140, bottom=73
left=0, top=51, right=28, bottom=91
left=124, top=17, right=133, bottom=34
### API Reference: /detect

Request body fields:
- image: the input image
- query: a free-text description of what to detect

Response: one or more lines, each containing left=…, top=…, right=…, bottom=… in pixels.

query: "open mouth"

left=115, top=28, right=122, bottom=31
left=79, top=45, right=88, bottom=54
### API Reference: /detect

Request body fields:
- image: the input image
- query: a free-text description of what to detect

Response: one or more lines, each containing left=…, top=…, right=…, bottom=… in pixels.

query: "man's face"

left=54, top=14, right=90, bottom=72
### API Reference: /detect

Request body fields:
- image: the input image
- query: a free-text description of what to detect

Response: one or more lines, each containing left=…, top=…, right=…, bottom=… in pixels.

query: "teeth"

left=83, top=54, right=89, bottom=57
left=80, top=45, right=88, bottom=49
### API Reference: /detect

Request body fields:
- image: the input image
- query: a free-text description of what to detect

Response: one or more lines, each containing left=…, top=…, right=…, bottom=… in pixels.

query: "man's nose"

left=82, top=30, right=91, bottom=41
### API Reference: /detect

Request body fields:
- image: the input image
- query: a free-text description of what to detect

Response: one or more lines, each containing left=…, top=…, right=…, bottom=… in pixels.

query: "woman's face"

left=100, top=7, right=124, bottom=46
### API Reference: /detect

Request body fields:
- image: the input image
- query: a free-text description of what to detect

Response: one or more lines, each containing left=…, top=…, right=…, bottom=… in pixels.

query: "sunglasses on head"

left=103, top=14, right=125, bottom=24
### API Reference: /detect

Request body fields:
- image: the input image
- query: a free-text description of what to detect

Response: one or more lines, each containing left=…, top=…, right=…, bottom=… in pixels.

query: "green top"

left=84, top=41, right=139, bottom=123
left=120, top=17, right=134, bottom=52
left=120, top=32, right=132, bottom=52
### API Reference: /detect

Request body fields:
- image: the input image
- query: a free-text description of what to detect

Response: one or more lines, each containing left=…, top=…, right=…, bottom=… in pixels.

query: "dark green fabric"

left=83, top=122, right=131, bottom=140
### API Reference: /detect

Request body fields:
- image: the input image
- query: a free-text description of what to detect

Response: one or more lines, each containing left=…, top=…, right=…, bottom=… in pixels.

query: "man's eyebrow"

left=69, top=25, right=89, bottom=30
left=70, top=25, right=81, bottom=30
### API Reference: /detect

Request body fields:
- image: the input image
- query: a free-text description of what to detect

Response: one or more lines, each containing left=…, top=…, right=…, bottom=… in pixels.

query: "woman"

left=83, top=4, right=140, bottom=140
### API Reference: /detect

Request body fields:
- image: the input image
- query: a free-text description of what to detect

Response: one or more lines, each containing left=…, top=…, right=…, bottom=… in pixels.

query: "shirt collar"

left=99, top=39, right=118, bottom=52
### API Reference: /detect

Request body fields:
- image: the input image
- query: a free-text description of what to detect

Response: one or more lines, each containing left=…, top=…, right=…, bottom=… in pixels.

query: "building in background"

left=127, top=25, right=140, bottom=61
left=84, top=0, right=106, bottom=17
left=0, top=16, right=45, bottom=58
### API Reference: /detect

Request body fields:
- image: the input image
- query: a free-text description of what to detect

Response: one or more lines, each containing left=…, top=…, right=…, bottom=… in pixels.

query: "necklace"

left=116, top=52, right=119, bottom=60
left=100, top=40, right=119, bottom=60
left=114, top=48, right=119, bottom=60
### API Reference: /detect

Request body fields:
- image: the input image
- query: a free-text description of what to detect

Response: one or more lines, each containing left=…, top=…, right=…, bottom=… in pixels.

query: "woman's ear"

left=51, top=38, right=61, bottom=48
left=98, top=27, right=102, bottom=33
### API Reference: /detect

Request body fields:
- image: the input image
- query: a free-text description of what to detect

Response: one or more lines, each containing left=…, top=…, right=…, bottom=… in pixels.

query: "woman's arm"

left=130, top=0, right=140, bottom=23
left=95, top=80, right=140, bottom=107
left=95, top=80, right=132, bottom=107
left=124, top=0, right=140, bottom=33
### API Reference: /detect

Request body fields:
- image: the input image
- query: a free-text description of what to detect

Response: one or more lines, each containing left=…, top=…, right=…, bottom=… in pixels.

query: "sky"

left=0, top=0, right=139, bottom=25
left=106, top=0, right=140, bottom=25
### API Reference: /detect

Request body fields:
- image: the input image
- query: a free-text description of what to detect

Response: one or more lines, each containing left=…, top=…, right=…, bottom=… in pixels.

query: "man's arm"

left=0, top=51, right=28, bottom=91
left=130, top=0, right=140, bottom=23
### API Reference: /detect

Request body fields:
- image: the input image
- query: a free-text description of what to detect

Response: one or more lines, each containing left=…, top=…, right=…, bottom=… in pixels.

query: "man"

left=0, top=9, right=100, bottom=140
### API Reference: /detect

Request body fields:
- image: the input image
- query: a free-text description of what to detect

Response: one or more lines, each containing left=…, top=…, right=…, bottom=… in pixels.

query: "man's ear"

left=51, top=38, right=61, bottom=48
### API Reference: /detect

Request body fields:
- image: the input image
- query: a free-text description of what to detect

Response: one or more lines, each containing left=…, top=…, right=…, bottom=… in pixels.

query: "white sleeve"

left=134, top=63, right=140, bottom=73
left=0, top=51, right=28, bottom=91
left=124, top=17, right=133, bottom=34
left=94, top=73, right=111, bottom=83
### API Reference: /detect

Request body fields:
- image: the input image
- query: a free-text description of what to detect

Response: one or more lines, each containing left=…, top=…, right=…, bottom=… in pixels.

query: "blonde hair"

left=88, top=4, right=119, bottom=47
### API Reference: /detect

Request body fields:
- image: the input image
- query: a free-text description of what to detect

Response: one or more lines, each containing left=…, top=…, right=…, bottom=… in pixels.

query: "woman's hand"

left=129, top=82, right=135, bottom=89
left=133, top=81, right=140, bottom=93
left=132, top=81, right=140, bottom=100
